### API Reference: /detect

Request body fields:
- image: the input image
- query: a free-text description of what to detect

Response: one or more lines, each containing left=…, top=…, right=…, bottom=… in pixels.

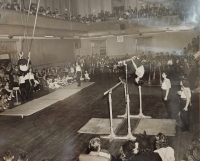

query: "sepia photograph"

left=0, top=0, right=199, bottom=160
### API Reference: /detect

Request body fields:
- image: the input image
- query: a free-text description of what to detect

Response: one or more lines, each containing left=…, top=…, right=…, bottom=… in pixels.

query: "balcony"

left=0, top=9, right=193, bottom=38
left=87, top=15, right=181, bottom=31
left=0, top=9, right=88, bottom=37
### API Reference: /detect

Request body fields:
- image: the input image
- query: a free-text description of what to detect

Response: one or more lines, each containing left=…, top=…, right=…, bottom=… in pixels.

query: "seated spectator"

left=38, top=6, right=45, bottom=15
left=17, top=153, right=28, bottom=161
left=14, top=3, right=20, bottom=11
left=79, top=137, right=111, bottom=161
left=46, top=7, right=51, bottom=15
left=117, top=140, right=138, bottom=161
left=46, top=76, right=55, bottom=89
left=3, top=150, right=14, bottom=161
left=33, top=79, right=41, bottom=92
left=154, top=133, right=175, bottom=161
left=84, top=71, right=90, bottom=81
left=65, top=74, right=73, bottom=85
left=30, top=3, right=37, bottom=14
left=5, top=3, right=11, bottom=10
left=1, top=2, right=7, bottom=9
left=4, top=81, right=14, bottom=98
left=52, top=9, right=59, bottom=18
left=41, top=75, right=48, bottom=90
left=54, top=75, right=64, bottom=87
left=0, top=84, right=12, bottom=101
left=12, top=65, right=20, bottom=76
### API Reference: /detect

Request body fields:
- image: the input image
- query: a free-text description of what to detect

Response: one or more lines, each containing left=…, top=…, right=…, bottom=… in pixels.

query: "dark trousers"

left=29, top=79, right=35, bottom=99
left=180, top=99, right=189, bottom=130
left=76, top=71, right=81, bottom=86
left=25, top=80, right=30, bottom=100
left=163, top=98, right=171, bottom=118
left=20, top=83, right=26, bottom=101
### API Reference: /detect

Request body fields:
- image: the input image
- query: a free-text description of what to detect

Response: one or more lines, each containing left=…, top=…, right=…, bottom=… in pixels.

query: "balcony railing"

left=0, top=9, right=182, bottom=36
left=87, top=15, right=181, bottom=31
left=0, top=9, right=88, bottom=36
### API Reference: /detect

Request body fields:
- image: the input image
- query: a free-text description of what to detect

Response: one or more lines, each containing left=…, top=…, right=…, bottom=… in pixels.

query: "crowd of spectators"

left=79, top=132, right=176, bottom=161
left=0, top=36, right=198, bottom=111
left=0, top=0, right=199, bottom=24
left=2, top=150, right=50, bottom=161
left=183, top=35, right=199, bottom=55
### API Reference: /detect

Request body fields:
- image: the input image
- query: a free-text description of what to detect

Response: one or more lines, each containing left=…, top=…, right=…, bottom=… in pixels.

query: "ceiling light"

left=44, top=36, right=54, bottom=38
left=101, top=35, right=114, bottom=37
left=166, top=30, right=180, bottom=32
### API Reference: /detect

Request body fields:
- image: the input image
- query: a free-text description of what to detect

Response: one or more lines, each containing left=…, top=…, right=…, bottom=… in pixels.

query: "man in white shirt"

left=161, top=71, right=172, bottom=119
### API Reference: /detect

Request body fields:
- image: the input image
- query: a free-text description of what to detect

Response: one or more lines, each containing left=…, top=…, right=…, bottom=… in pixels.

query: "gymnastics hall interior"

left=0, top=0, right=199, bottom=161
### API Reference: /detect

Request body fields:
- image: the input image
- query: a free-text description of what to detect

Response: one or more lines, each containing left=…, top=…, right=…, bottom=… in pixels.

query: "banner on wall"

left=0, top=54, right=9, bottom=59
left=117, top=36, right=124, bottom=42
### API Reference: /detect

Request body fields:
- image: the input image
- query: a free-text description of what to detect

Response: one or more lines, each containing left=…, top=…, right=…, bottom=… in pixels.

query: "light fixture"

left=0, top=35, right=9, bottom=37
left=44, top=36, right=54, bottom=38
left=166, top=30, right=180, bottom=32
left=101, top=35, right=114, bottom=37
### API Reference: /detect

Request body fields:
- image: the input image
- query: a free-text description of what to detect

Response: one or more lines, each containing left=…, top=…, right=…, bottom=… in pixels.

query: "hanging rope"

left=20, top=0, right=32, bottom=53
left=19, top=0, right=24, bottom=52
left=29, top=0, right=41, bottom=53
left=18, top=0, right=40, bottom=72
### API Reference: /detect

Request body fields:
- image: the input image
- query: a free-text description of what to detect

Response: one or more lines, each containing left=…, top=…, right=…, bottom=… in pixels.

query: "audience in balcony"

left=1, top=0, right=199, bottom=25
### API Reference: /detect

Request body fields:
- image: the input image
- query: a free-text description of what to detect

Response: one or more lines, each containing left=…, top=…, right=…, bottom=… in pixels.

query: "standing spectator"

left=28, top=68, right=35, bottom=99
left=75, top=61, right=82, bottom=87
left=85, top=55, right=90, bottom=72
left=161, top=71, right=172, bottom=119
left=177, top=78, right=191, bottom=132
left=182, top=58, right=190, bottom=76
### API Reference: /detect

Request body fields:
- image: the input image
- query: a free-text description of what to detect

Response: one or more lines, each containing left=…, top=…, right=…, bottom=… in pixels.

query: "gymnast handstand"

left=118, top=56, right=145, bottom=84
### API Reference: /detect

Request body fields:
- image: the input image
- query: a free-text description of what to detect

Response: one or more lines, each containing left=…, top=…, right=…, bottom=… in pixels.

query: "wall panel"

left=78, top=0, right=89, bottom=16
left=21, top=39, right=75, bottom=69
left=60, top=0, right=68, bottom=15
left=152, top=31, right=198, bottom=54
left=90, top=0, right=101, bottom=15
left=53, top=0, right=61, bottom=14
left=103, top=0, right=112, bottom=13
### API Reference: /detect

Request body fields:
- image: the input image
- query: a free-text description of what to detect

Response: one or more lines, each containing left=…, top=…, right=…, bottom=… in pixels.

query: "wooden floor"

left=0, top=73, right=199, bottom=161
